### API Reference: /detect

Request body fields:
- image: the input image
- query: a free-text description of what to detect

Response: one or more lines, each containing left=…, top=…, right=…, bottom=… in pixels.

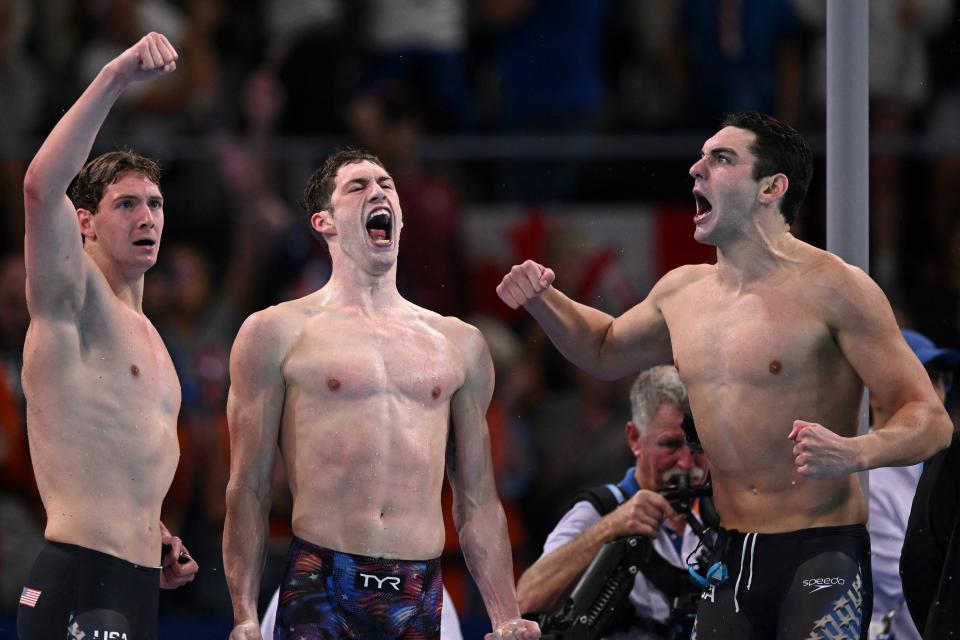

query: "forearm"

left=517, top=520, right=614, bottom=613
left=525, top=288, right=617, bottom=379
left=24, top=65, right=128, bottom=201
left=859, top=402, right=952, bottom=469
left=223, top=482, right=271, bottom=624
left=458, top=499, right=523, bottom=628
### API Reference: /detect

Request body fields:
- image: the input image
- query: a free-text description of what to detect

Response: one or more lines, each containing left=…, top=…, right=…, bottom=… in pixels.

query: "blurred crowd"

left=1, top=0, right=960, bottom=630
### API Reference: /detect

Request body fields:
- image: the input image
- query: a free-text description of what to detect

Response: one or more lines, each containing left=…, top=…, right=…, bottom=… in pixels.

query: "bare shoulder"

left=649, top=262, right=715, bottom=301
left=407, top=307, right=492, bottom=386
left=233, top=299, right=311, bottom=371
left=795, top=244, right=890, bottom=328
left=657, top=263, right=714, bottom=290
left=418, top=307, right=487, bottom=359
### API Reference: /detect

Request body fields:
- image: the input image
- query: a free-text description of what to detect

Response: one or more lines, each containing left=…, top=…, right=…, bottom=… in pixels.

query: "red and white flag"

left=19, top=586, right=41, bottom=608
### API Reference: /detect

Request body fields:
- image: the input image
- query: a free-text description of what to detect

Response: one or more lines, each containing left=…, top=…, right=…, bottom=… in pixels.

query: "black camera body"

left=537, top=476, right=715, bottom=640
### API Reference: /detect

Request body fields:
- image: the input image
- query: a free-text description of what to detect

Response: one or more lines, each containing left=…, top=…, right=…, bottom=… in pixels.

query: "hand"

left=485, top=617, right=541, bottom=639
left=159, top=527, right=198, bottom=589
left=788, top=419, right=860, bottom=478
left=107, top=32, right=178, bottom=85
left=609, top=489, right=674, bottom=538
left=496, top=260, right=555, bottom=309
left=229, top=621, right=263, bottom=640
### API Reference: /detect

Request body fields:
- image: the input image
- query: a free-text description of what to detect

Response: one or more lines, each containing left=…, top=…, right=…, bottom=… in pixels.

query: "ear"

left=758, top=173, right=789, bottom=206
left=77, top=208, right=96, bottom=242
left=310, top=210, right=336, bottom=237
left=625, top=420, right=642, bottom=455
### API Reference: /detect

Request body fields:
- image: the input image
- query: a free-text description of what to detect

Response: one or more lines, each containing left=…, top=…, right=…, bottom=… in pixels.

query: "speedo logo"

left=802, top=577, right=845, bottom=593
left=355, top=572, right=405, bottom=592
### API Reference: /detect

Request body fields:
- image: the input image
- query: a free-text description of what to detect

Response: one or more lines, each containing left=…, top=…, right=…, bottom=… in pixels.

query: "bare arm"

left=23, top=33, right=177, bottom=316
left=224, top=311, right=286, bottom=640
left=790, top=264, right=952, bottom=477
left=448, top=325, right=539, bottom=639
left=517, top=490, right=672, bottom=613
left=497, top=260, right=681, bottom=379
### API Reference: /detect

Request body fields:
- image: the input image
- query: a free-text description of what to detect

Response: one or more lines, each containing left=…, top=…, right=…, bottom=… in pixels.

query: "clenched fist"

left=485, top=617, right=541, bottom=639
left=107, top=32, right=178, bottom=85
left=497, top=260, right=555, bottom=309
left=788, top=419, right=860, bottom=479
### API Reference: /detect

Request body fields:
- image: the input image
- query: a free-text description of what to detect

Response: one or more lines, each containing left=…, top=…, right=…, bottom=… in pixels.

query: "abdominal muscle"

left=709, top=466, right=866, bottom=533
left=282, top=394, right=450, bottom=561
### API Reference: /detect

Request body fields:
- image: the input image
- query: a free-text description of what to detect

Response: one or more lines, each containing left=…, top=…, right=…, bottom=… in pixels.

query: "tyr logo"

left=356, top=572, right=404, bottom=592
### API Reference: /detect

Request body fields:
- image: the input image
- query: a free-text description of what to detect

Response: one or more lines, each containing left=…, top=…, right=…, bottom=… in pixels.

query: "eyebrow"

left=113, top=194, right=164, bottom=202
left=702, top=146, right=739, bottom=158
left=344, top=175, right=393, bottom=188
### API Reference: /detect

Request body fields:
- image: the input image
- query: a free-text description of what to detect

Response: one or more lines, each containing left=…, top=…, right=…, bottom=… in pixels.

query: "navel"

left=431, top=386, right=441, bottom=399
left=130, top=364, right=140, bottom=377
left=327, top=378, right=341, bottom=391
left=769, top=360, right=782, bottom=375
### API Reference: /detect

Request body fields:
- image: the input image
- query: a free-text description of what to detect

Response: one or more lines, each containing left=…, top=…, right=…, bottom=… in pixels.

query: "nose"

left=137, top=204, right=156, bottom=229
left=367, top=182, right=387, bottom=204
left=675, top=445, right=695, bottom=470
left=689, top=156, right=706, bottom=180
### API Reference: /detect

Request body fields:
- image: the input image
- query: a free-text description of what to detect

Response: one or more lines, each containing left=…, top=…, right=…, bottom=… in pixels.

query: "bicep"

left=599, top=297, right=674, bottom=377
left=446, top=338, right=498, bottom=506
left=833, top=275, right=937, bottom=413
left=24, top=194, right=87, bottom=313
left=226, top=319, right=285, bottom=492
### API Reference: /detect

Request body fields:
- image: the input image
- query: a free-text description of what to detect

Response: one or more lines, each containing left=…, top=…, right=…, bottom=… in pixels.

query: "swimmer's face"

left=79, top=171, right=164, bottom=273
left=688, top=126, right=768, bottom=246
left=314, top=160, right=403, bottom=271
left=630, top=401, right=707, bottom=491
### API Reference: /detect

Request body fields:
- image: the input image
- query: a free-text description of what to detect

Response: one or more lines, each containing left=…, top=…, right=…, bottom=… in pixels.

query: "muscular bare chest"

left=283, top=314, right=465, bottom=404
left=664, top=278, right=837, bottom=388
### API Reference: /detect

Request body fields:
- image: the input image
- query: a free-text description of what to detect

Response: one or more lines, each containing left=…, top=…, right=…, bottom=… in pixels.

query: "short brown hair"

left=301, top=148, right=386, bottom=217
left=69, top=150, right=161, bottom=214
left=719, top=112, right=812, bottom=225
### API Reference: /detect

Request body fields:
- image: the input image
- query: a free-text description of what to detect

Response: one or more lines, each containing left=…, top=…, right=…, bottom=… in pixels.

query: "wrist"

left=99, top=61, right=134, bottom=94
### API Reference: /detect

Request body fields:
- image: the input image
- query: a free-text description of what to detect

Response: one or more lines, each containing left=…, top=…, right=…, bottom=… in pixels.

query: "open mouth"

left=133, top=239, right=156, bottom=247
left=365, top=209, right=393, bottom=246
left=693, top=191, right=713, bottom=223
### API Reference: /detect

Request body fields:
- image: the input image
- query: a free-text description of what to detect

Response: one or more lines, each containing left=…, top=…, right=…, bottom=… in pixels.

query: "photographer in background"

left=517, top=366, right=708, bottom=640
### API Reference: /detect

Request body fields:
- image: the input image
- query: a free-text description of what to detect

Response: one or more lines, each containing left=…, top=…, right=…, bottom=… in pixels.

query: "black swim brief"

left=275, top=536, right=444, bottom=639
left=17, top=540, right=160, bottom=640
left=692, top=524, right=872, bottom=640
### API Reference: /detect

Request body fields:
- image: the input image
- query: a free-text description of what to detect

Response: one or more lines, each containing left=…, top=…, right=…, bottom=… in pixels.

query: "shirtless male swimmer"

left=496, top=112, right=952, bottom=640
left=18, top=33, right=199, bottom=640
left=223, top=149, right=540, bottom=640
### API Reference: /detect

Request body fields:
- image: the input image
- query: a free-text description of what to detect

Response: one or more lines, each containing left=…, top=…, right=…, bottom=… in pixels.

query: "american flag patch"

left=19, top=586, right=41, bottom=607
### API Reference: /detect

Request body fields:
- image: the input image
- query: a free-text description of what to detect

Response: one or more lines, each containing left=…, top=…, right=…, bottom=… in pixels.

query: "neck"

left=714, top=214, right=795, bottom=289
left=324, top=255, right=404, bottom=311
left=88, top=249, right=146, bottom=312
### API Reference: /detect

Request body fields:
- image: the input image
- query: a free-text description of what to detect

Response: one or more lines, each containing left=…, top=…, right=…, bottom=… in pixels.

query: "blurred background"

left=0, top=0, right=958, bottom=637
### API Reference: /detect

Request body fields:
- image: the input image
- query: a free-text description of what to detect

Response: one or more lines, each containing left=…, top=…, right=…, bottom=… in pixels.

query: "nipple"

left=327, top=378, right=341, bottom=391
left=769, top=360, right=782, bottom=375
left=131, top=364, right=140, bottom=377
left=431, top=386, right=441, bottom=399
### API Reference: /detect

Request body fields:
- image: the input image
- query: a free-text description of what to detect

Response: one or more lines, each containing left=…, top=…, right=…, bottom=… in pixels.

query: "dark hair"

left=69, top=150, right=161, bottom=214
left=301, top=148, right=386, bottom=216
left=720, top=112, right=812, bottom=225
